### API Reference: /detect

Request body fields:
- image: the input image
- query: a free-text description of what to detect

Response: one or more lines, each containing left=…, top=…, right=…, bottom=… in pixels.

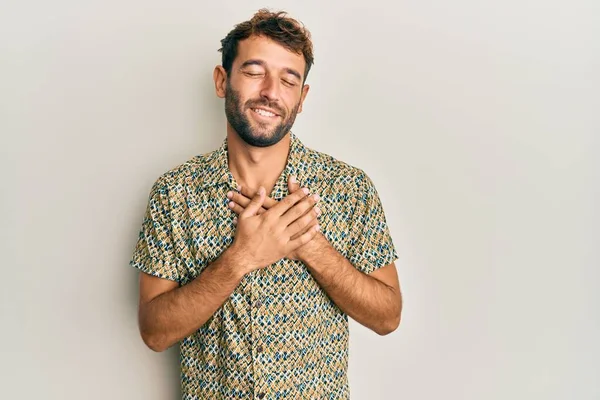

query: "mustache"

left=245, top=99, right=285, bottom=116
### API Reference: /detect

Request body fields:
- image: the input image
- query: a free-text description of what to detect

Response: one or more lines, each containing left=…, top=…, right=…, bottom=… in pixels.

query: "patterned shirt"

left=129, top=132, right=398, bottom=399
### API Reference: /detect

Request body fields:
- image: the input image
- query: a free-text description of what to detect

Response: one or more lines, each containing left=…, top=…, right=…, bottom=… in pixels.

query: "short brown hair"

left=218, top=9, right=314, bottom=82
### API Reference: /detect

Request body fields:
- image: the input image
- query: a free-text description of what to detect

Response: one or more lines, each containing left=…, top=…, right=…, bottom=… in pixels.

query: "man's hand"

left=227, top=182, right=321, bottom=272
left=227, top=176, right=322, bottom=260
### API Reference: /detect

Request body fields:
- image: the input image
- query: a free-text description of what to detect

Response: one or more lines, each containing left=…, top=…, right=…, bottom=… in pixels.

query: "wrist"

left=221, top=244, right=253, bottom=280
left=297, top=232, right=327, bottom=264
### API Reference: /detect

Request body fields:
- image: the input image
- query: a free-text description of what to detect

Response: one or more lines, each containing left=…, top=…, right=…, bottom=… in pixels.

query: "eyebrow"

left=240, top=59, right=302, bottom=81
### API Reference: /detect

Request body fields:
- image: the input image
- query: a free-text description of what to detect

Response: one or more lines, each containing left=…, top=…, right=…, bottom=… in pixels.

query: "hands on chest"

left=225, top=175, right=324, bottom=270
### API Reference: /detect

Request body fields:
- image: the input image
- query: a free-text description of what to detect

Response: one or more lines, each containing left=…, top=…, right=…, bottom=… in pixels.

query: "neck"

left=226, top=126, right=291, bottom=195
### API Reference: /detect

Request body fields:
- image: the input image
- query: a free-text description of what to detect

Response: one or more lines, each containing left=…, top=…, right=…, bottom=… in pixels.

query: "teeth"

left=253, top=108, right=276, bottom=117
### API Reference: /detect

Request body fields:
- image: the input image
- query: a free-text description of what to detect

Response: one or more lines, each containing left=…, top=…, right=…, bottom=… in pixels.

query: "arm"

left=136, top=185, right=319, bottom=352
left=226, top=174, right=402, bottom=335
left=131, top=180, right=245, bottom=352
left=138, top=247, right=245, bottom=352
left=298, top=234, right=402, bottom=336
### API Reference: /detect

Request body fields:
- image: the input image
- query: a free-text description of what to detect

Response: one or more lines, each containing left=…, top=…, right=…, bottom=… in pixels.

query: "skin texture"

left=136, top=35, right=402, bottom=352
left=213, top=35, right=310, bottom=195
left=222, top=35, right=309, bottom=149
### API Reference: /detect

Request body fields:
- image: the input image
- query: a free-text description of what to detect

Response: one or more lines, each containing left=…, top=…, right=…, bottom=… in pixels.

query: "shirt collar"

left=201, top=132, right=308, bottom=199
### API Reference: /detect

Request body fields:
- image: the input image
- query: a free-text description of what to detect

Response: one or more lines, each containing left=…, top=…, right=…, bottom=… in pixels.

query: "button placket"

left=252, top=267, right=266, bottom=398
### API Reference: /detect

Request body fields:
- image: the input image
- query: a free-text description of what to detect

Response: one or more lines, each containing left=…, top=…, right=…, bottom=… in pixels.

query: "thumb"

left=241, top=186, right=266, bottom=217
left=288, top=175, right=300, bottom=193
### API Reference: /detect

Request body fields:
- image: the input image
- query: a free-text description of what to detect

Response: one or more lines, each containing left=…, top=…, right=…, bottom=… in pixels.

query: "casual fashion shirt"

left=129, top=132, right=398, bottom=399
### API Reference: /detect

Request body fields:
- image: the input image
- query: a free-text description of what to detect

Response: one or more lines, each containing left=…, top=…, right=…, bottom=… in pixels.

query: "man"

left=129, top=9, right=402, bottom=399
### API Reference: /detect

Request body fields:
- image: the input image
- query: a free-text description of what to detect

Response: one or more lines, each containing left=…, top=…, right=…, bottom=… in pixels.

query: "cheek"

left=229, top=79, right=258, bottom=104
left=284, top=93, right=303, bottom=112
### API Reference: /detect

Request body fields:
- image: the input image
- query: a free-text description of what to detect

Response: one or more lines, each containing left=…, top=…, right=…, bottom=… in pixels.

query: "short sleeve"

left=129, top=178, right=183, bottom=283
left=347, top=172, right=398, bottom=274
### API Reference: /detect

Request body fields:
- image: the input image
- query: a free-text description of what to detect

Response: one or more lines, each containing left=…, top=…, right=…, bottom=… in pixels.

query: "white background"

left=1, top=0, right=598, bottom=399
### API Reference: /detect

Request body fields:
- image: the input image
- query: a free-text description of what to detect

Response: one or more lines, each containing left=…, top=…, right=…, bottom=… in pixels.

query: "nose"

left=259, top=73, right=280, bottom=102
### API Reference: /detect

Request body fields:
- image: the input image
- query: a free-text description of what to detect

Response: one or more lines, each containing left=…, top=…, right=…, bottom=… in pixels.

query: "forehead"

left=234, top=35, right=306, bottom=76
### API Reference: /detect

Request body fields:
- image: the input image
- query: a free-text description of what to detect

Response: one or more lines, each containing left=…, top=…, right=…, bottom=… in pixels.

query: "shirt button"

left=254, top=300, right=262, bottom=308
left=256, top=345, right=263, bottom=353
left=257, top=393, right=265, bottom=399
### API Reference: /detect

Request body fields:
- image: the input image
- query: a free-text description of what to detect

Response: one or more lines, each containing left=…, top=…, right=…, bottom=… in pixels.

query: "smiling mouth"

left=251, top=108, right=279, bottom=118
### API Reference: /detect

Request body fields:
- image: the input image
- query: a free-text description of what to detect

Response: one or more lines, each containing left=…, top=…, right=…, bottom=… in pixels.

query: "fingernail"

left=228, top=201, right=235, bottom=208
left=313, top=194, right=320, bottom=202
left=315, top=225, right=320, bottom=232
left=258, top=187, right=265, bottom=195
left=290, top=175, right=297, bottom=183
left=236, top=184, right=241, bottom=191
left=314, top=206, right=321, bottom=215
left=302, top=187, right=310, bottom=195
left=227, top=191, right=233, bottom=199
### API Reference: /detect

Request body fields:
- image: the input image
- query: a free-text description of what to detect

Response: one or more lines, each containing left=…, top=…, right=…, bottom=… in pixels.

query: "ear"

left=297, top=84, right=310, bottom=113
left=213, top=65, right=227, bottom=98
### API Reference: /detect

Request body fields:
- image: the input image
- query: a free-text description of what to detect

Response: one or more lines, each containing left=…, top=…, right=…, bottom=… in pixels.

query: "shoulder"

left=148, top=148, right=219, bottom=195
left=302, top=145, right=376, bottom=194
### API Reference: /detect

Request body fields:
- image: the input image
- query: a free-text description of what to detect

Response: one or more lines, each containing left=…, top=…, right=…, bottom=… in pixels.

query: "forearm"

left=301, top=235, right=401, bottom=335
left=139, top=248, right=246, bottom=352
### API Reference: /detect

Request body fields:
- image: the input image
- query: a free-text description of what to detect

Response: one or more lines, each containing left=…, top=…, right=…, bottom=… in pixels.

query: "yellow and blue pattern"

left=130, top=132, right=398, bottom=399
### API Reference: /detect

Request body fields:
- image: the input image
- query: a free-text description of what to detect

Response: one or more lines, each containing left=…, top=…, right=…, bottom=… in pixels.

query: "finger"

left=238, top=185, right=278, bottom=209
left=287, top=224, right=320, bottom=251
left=228, top=190, right=268, bottom=214
left=281, top=192, right=320, bottom=227
left=290, top=218, right=318, bottom=240
left=269, top=186, right=310, bottom=217
left=240, top=186, right=266, bottom=218
left=286, top=175, right=315, bottom=226
left=228, top=190, right=251, bottom=209
left=229, top=190, right=269, bottom=213
left=287, top=206, right=320, bottom=238
left=227, top=200, right=245, bottom=215
left=288, top=175, right=301, bottom=193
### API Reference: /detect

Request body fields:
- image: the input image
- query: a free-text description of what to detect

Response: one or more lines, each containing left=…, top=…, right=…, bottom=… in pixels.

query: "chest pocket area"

left=317, top=193, right=353, bottom=259
left=187, top=198, right=235, bottom=278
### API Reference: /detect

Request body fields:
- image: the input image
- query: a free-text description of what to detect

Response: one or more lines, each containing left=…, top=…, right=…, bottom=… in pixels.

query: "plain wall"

left=2, top=0, right=598, bottom=399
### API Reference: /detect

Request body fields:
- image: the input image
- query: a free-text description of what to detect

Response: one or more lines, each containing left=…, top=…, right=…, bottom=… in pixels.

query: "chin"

left=237, top=129, right=283, bottom=148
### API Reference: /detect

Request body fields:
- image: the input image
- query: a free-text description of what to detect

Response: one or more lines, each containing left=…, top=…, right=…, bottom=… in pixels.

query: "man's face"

left=220, top=35, right=309, bottom=147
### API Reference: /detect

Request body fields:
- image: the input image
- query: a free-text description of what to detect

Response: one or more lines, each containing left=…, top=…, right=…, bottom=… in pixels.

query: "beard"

left=224, top=82, right=300, bottom=148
